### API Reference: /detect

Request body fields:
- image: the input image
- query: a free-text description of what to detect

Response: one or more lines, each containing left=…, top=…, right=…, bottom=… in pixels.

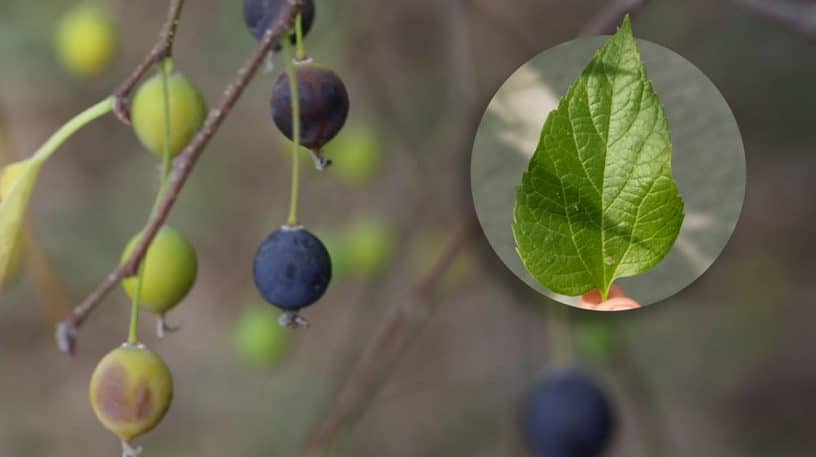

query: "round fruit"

left=326, top=125, right=382, bottom=185
left=522, top=371, right=615, bottom=457
left=121, top=226, right=198, bottom=316
left=131, top=69, right=207, bottom=158
left=233, top=305, right=292, bottom=366
left=253, top=226, right=332, bottom=311
left=343, top=219, right=394, bottom=279
left=244, top=0, right=316, bottom=43
left=270, top=64, right=349, bottom=152
left=89, top=343, right=173, bottom=443
left=55, top=4, right=117, bottom=77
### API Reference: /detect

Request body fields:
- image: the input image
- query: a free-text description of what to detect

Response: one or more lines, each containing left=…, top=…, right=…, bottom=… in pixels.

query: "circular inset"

left=471, top=35, right=745, bottom=310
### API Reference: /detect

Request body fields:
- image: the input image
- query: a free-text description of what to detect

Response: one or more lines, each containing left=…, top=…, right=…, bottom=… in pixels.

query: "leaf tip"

left=618, top=14, right=633, bottom=36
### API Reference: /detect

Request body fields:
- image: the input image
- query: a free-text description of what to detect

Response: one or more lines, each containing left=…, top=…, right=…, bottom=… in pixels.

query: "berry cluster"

left=90, top=60, right=207, bottom=454
left=522, top=371, right=615, bottom=457
left=245, top=0, right=350, bottom=328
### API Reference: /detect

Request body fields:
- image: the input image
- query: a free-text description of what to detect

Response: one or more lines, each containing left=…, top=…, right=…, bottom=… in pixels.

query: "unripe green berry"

left=131, top=70, right=207, bottom=158
left=343, top=219, right=394, bottom=279
left=55, top=5, right=117, bottom=78
left=121, top=226, right=197, bottom=315
left=326, top=126, right=382, bottom=185
left=233, top=305, right=292, bottom=366
left=89, top=343, right=173, bottom=442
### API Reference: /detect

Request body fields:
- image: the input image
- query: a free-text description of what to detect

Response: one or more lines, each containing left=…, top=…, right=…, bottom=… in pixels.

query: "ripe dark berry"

left=243, top=0, right=316, bottom=43
left=253, top=226, right=331, bottom=326
left=522, top=371, right=615, bottom=457
left=270, top=64, right=350, bottom=169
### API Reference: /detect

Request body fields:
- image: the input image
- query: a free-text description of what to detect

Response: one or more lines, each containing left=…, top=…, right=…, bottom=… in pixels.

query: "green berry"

left=121, top=226, right=197, bottom=315
left=55, top=5, right=117, bottom=78
left=316, top=229, right=351, bottom=281
left=131, top=69, right=207, bottom=158
left=575, top=320, right=622, bottom=364
left=343, top=219, right=393, bottom=279
left=233, top=305, right=292, bottom=366
left=89, top=343, right=173, bottom=443
left=326, top=125, right=382, bottom=185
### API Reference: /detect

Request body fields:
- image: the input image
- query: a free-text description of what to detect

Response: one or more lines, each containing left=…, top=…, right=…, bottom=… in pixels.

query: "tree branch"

left=301, top=218, right=478, bottom=455
left=56, top=0, right=304, bottom=355
left=113, top=0, right=187, bottom=124
left=732, top=0, right=816, bottom=40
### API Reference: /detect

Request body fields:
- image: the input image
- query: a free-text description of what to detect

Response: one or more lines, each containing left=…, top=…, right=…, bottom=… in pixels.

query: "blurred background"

left=0, top=0, right=814, bottom=456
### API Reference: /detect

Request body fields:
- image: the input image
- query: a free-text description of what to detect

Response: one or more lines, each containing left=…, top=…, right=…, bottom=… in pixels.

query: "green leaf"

left=0, top=159, right=43, bottom=290
left=513, top=16, right=684, bottom=300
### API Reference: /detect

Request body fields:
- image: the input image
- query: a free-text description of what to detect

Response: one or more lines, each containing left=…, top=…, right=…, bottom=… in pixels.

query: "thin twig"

left=112, top=0, right=186, bottom=124
left=301, top=218, right=478, bottom=455
left=732, top=0, right=816, bottom=40
left=56, top=0, right=304, bottom=355
left=580, top=0, right=650, bottom=36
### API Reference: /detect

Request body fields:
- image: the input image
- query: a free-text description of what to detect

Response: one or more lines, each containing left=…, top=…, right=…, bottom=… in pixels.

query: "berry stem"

left=32, top=98, right=114, bottom=164
left=295, top=12, right=308, bottom=61
left=282, top=38, right=302, bottom=226
left=126, top=59, right=175, bottom=345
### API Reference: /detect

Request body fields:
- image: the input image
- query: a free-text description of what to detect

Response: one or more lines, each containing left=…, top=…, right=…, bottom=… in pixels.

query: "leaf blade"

left=513, top=17, right=684, bottom=299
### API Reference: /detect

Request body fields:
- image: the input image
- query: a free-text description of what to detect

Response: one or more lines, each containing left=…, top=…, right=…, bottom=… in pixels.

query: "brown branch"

left=113, top=0, right=187, bottom=124
left=301, top=218, right=478, bottom=455
left=580, top=0, right=651, bottom=36
left=732, top=0, right=816, bottom=40
left=56, top=0, right=304, bottom=355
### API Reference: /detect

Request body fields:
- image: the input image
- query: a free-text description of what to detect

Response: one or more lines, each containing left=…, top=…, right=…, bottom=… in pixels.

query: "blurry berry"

left=121, top=226, right=198, bottom=316
left=326, top=125, right=382, bottom=185
left=233, top=305, right=292, bottom=366
left=343, top=219, right=394, bottom=279
left=315, top=228, right=351, bottom=281
left=131, top=69, right=207, bottom=158
left=271, top=64, right=349, bottom=155
left=574, top=320, right=622, bottom=365
left=253, top=226, right=332, bottom=313
left=243, top=0, right=316, bottom=44
left=89, top=343, right=173, bottom=444
left=523, top=371, right=615, bottom=457
left=55, top=5, right=117, bottom=78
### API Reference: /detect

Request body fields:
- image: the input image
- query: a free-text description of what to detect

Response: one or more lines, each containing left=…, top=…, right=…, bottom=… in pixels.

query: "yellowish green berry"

left=131, top=70, right=207, bottom=158
left=89, top=343, right=173, bottom=442
left=55, top=5, right=117, bottom=78
left=121, top=226, right=197, bottom=315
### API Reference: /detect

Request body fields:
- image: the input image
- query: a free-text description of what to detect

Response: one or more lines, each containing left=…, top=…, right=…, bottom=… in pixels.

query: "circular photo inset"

left=470, top=23, right=745, bottom=311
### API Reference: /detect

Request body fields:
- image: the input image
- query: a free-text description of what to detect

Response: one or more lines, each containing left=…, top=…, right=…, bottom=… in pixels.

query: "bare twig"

left=113, top=0, right=187, bottom=124
left=732, top=0, right=816, bottom=40
left=580, top=0, right=650, bottom=36
left=56, top=0, right=304, bottom=355
left=302, top=218, right=478, bottom=455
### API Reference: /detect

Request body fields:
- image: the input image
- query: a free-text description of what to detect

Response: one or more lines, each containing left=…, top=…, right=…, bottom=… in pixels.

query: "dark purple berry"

left=243, top=0, right=316, bottom=44
left=271, top=64, right=350, bottom=156
left=522, top=371, right=615, bottom=457
left=253, top=226, right=332, bottom=313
